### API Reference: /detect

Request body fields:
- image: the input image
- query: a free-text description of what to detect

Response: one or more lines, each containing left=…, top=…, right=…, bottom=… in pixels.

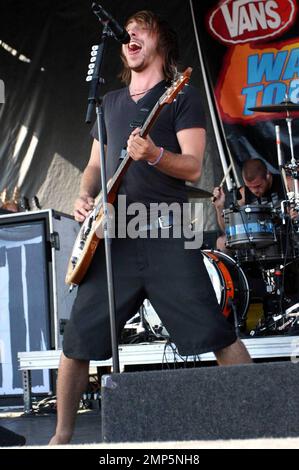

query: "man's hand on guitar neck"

left=127, top=127, right=161, bottom=164
left=74, top=194, right=95, bottom=222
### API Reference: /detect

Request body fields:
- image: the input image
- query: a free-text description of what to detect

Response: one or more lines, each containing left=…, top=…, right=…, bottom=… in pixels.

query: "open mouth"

left=128, top=42, right=142, bottom=54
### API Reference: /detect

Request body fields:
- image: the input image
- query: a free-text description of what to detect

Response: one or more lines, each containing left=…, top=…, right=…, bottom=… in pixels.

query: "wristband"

left=147, top=147, right=164, bottom=166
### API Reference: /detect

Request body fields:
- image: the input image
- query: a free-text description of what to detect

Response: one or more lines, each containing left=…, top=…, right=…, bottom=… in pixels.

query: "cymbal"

left=248, top=101, right=299, bottom=113
left=185, top=185, right=212, bottom=199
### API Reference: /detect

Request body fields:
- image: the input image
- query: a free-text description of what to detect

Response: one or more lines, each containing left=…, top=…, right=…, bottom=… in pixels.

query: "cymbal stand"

left=280, top=110, right=299, bottom=211
left=250, top=266, right=288, bottom=336
left=275, top=123, right=299, bottom=244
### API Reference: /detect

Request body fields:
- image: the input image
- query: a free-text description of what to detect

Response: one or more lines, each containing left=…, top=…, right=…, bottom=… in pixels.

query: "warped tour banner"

left=191, top=0, right=299, bottom=172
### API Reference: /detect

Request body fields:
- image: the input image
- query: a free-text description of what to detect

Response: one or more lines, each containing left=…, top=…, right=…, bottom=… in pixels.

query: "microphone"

left=92, top=3, right=130, bottom=44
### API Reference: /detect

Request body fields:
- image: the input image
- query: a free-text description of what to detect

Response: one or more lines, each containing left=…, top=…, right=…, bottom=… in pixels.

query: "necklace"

left=129, top=85, right=155, bottom=97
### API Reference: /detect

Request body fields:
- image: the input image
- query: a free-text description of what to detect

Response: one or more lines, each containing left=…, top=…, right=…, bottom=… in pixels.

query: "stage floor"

left=2, top=409, right=299, bottom=449
left=0, top=408, right=102, bottom=446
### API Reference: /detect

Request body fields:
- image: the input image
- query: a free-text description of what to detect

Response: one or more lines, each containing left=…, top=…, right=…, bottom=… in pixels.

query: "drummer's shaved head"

left=242, top=159, right=268, bottom=182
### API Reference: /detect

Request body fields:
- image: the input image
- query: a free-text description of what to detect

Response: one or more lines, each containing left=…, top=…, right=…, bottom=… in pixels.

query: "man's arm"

left=212, top=186, right=245, bottom=233
left=212, top=186, right=226, bottom=232
left=127, top=127, right=206, bottom=182
left=74, top=139, right=104, bottom=222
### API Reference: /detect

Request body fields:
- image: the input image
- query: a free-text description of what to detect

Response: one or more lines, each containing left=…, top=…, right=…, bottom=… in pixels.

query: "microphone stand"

left=85, top=24, right=120, bottom=374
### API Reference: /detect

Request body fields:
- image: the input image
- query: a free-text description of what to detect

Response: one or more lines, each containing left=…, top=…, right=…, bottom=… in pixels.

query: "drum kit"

left=225, top=100, right=299, bottom=335
left=223, top=202, right=299, bottom=336
left=122, top=99, right=299, bottom=345
left=220, top=99, right=299, bottom=336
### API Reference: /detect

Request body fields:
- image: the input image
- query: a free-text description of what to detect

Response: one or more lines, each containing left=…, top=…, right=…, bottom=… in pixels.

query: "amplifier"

left=0, top=209, right=79, bottom=396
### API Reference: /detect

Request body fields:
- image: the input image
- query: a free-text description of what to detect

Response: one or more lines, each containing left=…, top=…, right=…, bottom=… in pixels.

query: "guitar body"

left=65, top=208, right=104, bottom=286
left=65, top=68, right=192, bottom=286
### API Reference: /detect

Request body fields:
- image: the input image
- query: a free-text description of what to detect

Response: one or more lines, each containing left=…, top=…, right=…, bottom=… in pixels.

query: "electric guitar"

left=66, top=67, right=192, bottom=286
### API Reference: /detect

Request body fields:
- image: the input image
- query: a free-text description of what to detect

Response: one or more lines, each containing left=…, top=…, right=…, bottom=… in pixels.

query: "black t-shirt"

left=244, top=173, right=285, bottom=206
left=91, top=80, right=206, bottom=207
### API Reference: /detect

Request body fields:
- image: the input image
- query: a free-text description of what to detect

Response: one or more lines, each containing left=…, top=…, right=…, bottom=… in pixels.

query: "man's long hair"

left=120, top=10, right=179, bottom=85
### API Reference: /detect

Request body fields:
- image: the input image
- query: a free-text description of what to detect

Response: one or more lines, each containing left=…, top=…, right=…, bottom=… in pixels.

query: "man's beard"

left=129, top=60, right=146, bottom=73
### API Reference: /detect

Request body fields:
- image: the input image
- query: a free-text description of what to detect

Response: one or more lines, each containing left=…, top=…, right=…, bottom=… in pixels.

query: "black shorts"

left=63, top=234, right=237, bottom=360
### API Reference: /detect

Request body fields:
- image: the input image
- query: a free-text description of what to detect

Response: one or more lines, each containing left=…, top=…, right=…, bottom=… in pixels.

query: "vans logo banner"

left=208, top=0, right=297, bottom=45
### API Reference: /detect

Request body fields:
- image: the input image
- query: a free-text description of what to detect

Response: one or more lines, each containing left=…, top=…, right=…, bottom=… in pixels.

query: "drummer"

left=212, top=159, right=287, bottom=251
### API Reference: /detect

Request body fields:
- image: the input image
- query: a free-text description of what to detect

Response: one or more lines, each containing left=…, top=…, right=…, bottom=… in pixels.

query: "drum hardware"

left=251, top=98, right=299, bottom=209
left=250, top=309, right=299, bottom=336
left=227, top=297, right=243, bottom=337
left=142, top=300, right=170, bottom=339
left=248, top=259, right=299, bottom=336
left=285, top=302, right=299, bottom=317
left=250, top=313, right=299, bottom=336
left=122, top=301, right=171, bottom=344
left=121, top=305, right=159, bottom=344
left=275, top=124, right=299, bottom=221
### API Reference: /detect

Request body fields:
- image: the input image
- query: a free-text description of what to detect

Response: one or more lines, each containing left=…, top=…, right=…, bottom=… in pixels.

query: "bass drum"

left=202, top=250, right=250, bottom=323
left=142, top=250, right=250, bottom=339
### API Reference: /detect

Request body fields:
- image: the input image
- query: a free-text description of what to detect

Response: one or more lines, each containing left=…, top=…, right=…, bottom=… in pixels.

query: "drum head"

left=203, top=250, right=250, bottom=324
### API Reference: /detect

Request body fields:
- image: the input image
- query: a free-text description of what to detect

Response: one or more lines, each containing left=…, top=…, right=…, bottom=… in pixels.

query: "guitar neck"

left=107, top=153, right=131, bottom=197
left=106, top=98, right=162, bottom=195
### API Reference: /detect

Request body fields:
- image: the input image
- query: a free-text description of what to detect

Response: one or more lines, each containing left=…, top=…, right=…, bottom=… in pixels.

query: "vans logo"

left=208, top=0, right=297, bottom=45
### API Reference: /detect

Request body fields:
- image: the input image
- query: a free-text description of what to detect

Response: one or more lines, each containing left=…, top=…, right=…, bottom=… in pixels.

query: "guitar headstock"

left=161, top=67, right=193, bottom=105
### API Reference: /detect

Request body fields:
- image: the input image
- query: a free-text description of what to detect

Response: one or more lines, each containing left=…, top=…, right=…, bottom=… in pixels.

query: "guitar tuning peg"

left=86, top=76, right=92, bottom=82
left=91, top=50, right=98, bottom=57
left=91, top=45, right=99, bottom=51
left=90, top=57, right=96, bottom=63
left=88, top=63, right=95, bottom=69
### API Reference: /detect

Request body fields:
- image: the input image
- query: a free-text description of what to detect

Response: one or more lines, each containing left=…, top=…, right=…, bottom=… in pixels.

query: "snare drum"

left=224, top=205, right=276, bottom=249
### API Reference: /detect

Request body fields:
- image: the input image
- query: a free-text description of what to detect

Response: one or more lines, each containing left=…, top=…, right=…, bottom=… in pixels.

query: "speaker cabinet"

left=101, top=362, right=299, bottom=442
